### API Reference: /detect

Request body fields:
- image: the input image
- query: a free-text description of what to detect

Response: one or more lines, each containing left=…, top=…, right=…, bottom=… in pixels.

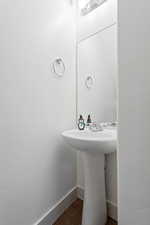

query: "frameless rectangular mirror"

left=77, top=25, right=117, bottom=124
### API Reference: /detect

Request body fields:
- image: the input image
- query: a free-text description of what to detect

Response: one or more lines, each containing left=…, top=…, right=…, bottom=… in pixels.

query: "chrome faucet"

left=89, top=122, right=103, bottom=132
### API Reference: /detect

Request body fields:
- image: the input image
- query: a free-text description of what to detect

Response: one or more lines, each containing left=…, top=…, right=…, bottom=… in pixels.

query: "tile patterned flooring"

left=53, top=199, right=117, bottom=225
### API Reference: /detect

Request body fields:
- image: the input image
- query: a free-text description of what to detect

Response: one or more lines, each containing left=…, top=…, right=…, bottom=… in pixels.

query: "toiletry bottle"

left=86, top=114, right=92, bottom=128
left=78, top=115, right=85, bottom=130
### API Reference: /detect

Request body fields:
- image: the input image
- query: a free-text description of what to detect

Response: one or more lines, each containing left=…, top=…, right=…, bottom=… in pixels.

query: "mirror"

left=76, top=18, right=117, bottom=124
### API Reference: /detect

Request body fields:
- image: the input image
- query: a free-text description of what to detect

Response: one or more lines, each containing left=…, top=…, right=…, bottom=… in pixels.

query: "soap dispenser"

left=86, top=114, right=92, bottom=128
left=78, top=115, right=85, bottom=130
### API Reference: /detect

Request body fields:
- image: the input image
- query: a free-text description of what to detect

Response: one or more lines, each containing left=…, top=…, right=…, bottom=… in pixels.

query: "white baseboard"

left=35, top=187, right=77, bottom=225
left=34, top=186, right=117, bottom=225
left=77, top=186, right=118, bottom=222
left=106, top=200, right=118, bottom=222
left=76, top=186, right=84, bottom=200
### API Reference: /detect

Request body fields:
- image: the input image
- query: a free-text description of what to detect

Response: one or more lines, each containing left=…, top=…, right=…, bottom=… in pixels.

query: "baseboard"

left=76, top=186, right=84, bottom=200
left=35, top=186, right=117, bottom=225
left=77, top=186, right=118, bottom=222
left=106, top=200, right=118, bottom=222
left=35, top=187, right=77, bottom=225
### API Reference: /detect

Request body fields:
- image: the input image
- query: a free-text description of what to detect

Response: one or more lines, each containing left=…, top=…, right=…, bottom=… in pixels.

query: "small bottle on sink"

left=86, top=114, right=92, bottom=128
left=78, top=115, right=85, bottom=130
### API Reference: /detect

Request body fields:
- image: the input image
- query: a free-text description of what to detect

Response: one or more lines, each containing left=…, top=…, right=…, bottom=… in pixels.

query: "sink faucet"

left=89, top=122, right=103, bottom=132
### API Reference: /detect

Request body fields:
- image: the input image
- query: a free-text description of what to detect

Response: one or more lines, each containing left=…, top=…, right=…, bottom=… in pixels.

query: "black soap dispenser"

left=78, top=115, right=85, bottom=130
left=86, top=114, right=92, bottom=127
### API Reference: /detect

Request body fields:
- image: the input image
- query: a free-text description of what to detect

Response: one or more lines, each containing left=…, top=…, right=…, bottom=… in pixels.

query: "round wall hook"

left=85, top=75, right=94, bottom=89
left=52, top=58, right=65, bottom=77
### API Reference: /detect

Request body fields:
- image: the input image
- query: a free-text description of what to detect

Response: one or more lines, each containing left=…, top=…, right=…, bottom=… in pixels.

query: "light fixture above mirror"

left=80, top=0, right=107, bottom=16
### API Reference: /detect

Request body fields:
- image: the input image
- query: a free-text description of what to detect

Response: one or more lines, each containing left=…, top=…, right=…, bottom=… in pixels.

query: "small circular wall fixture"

left=85, top=75, right=94, bottom=89
left=52, top=58, right=65, bottom=77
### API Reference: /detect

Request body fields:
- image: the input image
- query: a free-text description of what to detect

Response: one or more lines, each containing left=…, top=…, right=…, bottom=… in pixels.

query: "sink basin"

left=62, top=129, right=116, bottom=154
left=62, top=128, right=117, bottom=225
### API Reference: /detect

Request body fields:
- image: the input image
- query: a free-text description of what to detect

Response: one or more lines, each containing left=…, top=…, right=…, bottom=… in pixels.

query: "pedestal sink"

left=62, top=128, right=117, bottom=225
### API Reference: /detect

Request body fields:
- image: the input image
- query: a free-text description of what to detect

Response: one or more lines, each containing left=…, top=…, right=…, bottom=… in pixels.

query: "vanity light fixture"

left=80, top=0, right=107, bottom=16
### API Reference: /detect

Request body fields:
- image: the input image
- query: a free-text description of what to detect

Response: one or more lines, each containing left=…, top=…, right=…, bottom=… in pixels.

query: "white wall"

left=77, top=0, right=117, bottom=207
left=118, top=1, right=150, bottom=225
left=0, top=1, right=76, bottom=225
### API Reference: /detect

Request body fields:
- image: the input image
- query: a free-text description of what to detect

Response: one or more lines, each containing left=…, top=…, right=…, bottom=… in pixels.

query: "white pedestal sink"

left=62, top=128, right=117, bottom=225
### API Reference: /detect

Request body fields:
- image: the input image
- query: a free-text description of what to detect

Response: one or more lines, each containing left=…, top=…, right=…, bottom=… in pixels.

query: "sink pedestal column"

left=82, top=153, right=106, bottom=225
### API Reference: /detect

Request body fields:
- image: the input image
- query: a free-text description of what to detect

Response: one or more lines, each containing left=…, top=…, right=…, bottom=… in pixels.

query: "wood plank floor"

left=53, top=199, right=117, bottom=225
